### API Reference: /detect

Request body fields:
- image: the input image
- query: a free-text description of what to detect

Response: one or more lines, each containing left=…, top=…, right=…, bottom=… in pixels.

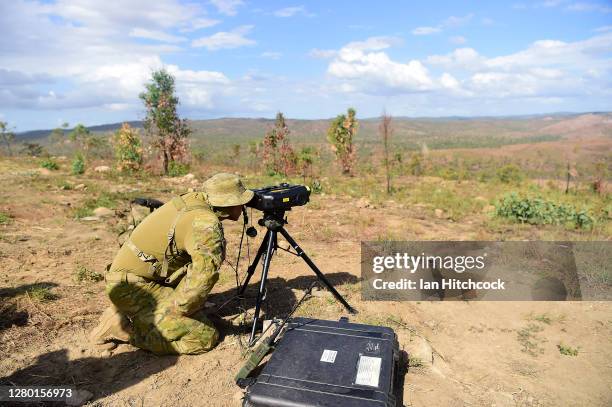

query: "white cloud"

left=210, top=0, right=244, bottom=16
left=309, top=49, right=337, bottom=59
left=273, top=6, right=313, bottom=17
left=566, top=2, right=612, bottom=13
left=324, top=33, right=612, bottom=103
left=426, top=48, right=485, bottom=70
left=180, top=18, right=221, bottom=32
left=260, top=51, right=282, bottom=59
left=191, top=25, right=256, bottom=50
left=443, top=14, right=474, bottom=28
left=412, top=26, right=442, bottom=35
left=412, top=13, right=473, bottom=36
left=0, top=1, right=236, bottom=113
left=46, top=0, right=206, bottom=30
left=425, top=33, right=612, bottom=99
left=518, top=1, right=612, bottom=13
left=450, top=36, right=467, bottom=44
left=594, top=25, right=612, bottom=32
left=343, top=36, right=403, bottom=51
left=129, top=28, right=187, bottom=43
left=328, top=37, right=434, bottom=94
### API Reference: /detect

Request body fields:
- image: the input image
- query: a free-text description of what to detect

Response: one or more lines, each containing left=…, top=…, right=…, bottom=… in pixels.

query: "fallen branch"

left=25, top=291, right=54, bottom=321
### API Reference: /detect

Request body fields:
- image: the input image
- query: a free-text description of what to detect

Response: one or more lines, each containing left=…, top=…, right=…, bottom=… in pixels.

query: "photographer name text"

left=370, top=252, right=506, bottom=292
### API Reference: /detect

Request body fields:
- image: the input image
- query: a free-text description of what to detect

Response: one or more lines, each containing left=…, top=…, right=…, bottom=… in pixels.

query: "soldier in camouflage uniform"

left=90, top=173, right=254, bottom=355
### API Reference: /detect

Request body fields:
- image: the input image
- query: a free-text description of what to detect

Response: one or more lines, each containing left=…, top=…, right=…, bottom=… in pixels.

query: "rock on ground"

left=93, top=207, right=114, bottom=218
left=94, top=165, right=111, bottom=173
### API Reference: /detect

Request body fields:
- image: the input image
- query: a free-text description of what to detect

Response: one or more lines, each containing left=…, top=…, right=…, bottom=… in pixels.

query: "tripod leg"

left=249, top=230, right=276, bottom=345
left=278, top=228, right=357, bottom=314
left=239, top=230, right=271, bottom=295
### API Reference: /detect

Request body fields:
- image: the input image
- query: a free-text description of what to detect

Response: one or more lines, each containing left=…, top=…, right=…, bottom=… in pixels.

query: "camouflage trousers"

left=104, top=270, right=219, bottom=355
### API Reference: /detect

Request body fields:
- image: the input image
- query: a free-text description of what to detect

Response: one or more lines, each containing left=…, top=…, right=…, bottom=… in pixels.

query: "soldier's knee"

left=176, top=325, right=219, bottom=354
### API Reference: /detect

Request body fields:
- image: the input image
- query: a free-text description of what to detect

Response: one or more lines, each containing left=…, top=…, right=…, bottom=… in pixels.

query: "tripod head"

left=257, top=210, right=287, bottom=231
left=243, top=209, right=287, bottom=237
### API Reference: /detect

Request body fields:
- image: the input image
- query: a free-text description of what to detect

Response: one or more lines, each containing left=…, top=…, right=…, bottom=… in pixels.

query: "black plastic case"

left=243, top=317, right=404, bottom=407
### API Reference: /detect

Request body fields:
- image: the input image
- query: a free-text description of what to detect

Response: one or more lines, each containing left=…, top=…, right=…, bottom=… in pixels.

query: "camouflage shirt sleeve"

left=170, top=212, right=225, bottom=315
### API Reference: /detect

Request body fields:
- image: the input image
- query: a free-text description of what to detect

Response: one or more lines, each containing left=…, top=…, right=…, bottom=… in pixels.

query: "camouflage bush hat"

left=203, top=173, right=254, bottom=207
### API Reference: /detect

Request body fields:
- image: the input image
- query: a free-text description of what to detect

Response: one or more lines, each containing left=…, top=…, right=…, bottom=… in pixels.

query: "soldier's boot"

left=89, top=305, right=133, bottom=346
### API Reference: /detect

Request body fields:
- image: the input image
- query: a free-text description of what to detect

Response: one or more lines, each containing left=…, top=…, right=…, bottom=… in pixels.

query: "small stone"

left=183, top=173, right=195, bottom=180
left=94, top=165, right=111, bottom=173
left=39, top=168, right=52, bottom=176
left=93, top=207, right=114, bottom=218
left=74, top=183, right=86, bottom=190
left=80, top=216, right=99, bottom=221
left=475, top=196, right=487, bottom=202
left=406, top=335, right=433, bottom=367
left=434, top=208, right=444, bottom=218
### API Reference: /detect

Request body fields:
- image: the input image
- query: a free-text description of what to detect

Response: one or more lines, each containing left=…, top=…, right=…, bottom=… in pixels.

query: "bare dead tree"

left=379, top=112, right=394, bottom=194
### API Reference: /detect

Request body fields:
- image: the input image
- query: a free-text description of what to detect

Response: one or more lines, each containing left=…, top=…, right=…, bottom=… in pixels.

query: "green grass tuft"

left=557, top=343, right=579, bottom=356
left=74, top=264, right=104, bottom=282
left=0, top=212, right=13, bottom=225
left=28, top=286, right=59, bottom=302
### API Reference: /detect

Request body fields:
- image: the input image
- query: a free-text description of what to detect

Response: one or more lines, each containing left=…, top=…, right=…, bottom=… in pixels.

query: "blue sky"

left=1, top=0, right=611, bottom=130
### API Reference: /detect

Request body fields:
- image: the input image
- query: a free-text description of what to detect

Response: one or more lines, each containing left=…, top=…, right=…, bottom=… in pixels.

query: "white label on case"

left=320, top=349, right=337, bottom=363
left=355, top=355, right=382, bottom=387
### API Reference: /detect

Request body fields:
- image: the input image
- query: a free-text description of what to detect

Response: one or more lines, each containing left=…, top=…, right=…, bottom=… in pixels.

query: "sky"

left=0, top=0, right=611, bottom=131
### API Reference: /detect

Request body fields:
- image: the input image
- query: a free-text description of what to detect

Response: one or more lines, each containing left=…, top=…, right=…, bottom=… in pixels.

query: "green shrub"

left=0, top=212, right=13, bottom=225
left=40, top=158, right=59, bottom=170
left=28, top=286, right=59, bottom=302
left=112, top=123, right=143, bottom=172
left=495, top=193, right=594, bottom=229
left=496, top=164, right=524, bottom=184
left=74, top=264, right=103, bottom=282
left=71, top=153, right=85, bottom=175
left=557, top=343, right=579, bottom=356
left=167, top=161, right=189, bottom=177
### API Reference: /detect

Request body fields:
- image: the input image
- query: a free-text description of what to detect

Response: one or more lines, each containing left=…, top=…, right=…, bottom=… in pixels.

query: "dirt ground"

left=0, top=159, right=610, bottom=407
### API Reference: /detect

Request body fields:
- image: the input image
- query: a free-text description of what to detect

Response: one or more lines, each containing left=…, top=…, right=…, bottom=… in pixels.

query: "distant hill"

left=15, top=113, right=611, bottom=150
left=16, top=121, right=143, bottom=142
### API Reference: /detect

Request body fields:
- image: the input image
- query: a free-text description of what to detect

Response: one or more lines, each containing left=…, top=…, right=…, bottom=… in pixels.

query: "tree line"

left=1, top=68, right=404, bottom=193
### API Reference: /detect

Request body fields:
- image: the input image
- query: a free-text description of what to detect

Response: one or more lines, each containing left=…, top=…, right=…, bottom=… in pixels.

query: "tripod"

left=239, top=210, right=357, bottom=345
